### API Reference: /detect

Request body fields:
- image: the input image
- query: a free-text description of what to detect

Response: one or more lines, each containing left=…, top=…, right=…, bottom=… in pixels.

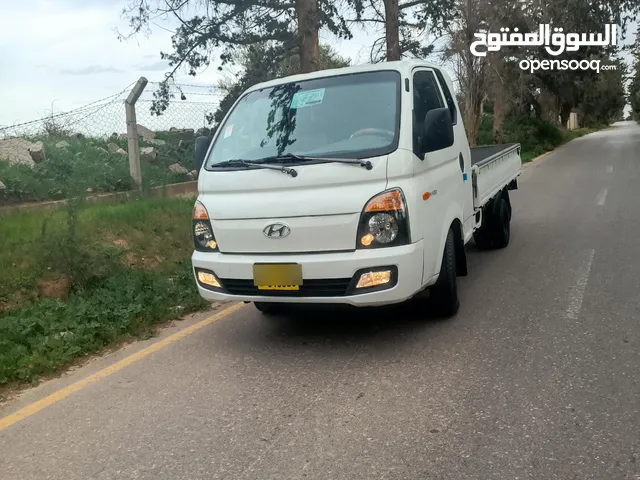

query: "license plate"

left=253, top=264, right=302, bottom=290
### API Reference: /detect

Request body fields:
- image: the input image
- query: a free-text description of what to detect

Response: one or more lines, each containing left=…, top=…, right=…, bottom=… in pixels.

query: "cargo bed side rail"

left=471, top=143, right=521, bottom=209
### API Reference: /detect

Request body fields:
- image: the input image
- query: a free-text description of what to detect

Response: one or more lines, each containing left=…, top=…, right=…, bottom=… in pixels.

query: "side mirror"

left=194, top=136, right=211, bottom=172
left=420, top=107, right=454, bottom=156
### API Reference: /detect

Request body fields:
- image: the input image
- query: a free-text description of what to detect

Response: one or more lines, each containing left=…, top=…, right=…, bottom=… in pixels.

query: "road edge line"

left=0, top=302, right=246, bottom=432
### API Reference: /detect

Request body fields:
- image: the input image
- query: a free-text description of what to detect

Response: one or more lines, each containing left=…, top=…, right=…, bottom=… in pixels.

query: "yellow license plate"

left=257, top=285, right=300, bottom=291
left=253, top=263, right=302, bottom=289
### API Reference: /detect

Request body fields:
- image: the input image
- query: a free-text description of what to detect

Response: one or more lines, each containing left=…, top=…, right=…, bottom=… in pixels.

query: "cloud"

left=61, top=65, right=123, bottom=75
left=138, top=60, right=169, bottom=71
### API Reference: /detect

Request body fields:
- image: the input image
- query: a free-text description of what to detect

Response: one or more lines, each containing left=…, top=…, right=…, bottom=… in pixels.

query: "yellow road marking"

left=0, top=302, right=246, bottom=432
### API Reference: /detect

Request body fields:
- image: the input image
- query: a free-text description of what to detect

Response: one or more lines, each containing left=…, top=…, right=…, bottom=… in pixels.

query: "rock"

left=93, top=146, right=109, bottom=154
left=86, top=187, right=93, bottom=193
left=37, top=277, right=70, bottom=300
left=188, top=170, right=198, bottom=180
left=168, top=162, right=189, bottom=174
left=0, top=138, right=38, bottom=167
left=147, top=138, right=166, bottom=146
left=29, top=141, right=46, bottom=163
left=136, top=124, right=155, bottom=141
left=118, top=133, right=128, bottom=142
left=140, top=146, right=157, bottom=162
left=115, top=148, right=127, bottom=155
left=56, top=140, right=70, bottom=149
left=107, top=142, right=121, bottom=153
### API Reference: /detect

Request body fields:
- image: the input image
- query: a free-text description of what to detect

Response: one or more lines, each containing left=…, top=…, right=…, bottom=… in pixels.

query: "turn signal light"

left=356, top=270, right=391, bottom=289
left=193, top=201, right=209, bottom=220
left=360, top=233, right=375, bottom=246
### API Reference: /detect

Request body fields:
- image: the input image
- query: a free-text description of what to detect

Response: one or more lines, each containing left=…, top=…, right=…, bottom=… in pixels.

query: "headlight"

left=357, top=189, right=410, bottom=249
left=192, top=201, right=218, bottom=251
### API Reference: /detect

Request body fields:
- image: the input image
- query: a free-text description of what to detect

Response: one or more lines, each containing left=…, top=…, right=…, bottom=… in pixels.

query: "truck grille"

left=219, top=278, right=352, bottom=297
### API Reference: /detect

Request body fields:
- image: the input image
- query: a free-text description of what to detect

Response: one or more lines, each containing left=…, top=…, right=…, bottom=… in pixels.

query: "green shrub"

left=476, top=114, right=598, bottom=162
left=0, top=261, right=208, bottom=384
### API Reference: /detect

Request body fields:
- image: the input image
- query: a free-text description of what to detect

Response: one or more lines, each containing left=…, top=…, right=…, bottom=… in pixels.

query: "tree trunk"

left=465, top=88, right=482, bottom=147
left=493, top=87, right=505, bottom=143
left=296, top=0, right=319, bottom=73
left=560, top=102, right=572, bottom=128
left=383, top=0, right=401, bottom=61
left=539, top=90, right=559, bottom=124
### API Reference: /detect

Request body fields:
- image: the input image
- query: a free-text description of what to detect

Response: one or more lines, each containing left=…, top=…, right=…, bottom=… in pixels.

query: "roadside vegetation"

left=476, top=114, right=601, bottom=163
left=0, top=131, right=198, bottom=205
left=0, top=196, right=210, bottom=387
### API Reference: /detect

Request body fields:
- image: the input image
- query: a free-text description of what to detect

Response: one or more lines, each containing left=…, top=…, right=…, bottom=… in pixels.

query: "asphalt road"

left=2, top=122, right=640, bottom=480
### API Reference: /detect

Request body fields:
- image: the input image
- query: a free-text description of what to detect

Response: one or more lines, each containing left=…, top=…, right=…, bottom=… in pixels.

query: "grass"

left=476, top=115, right=601, bottom=163
left=0, top=196, right=210, bottom=386
left=0, top=134, right=196, bottom=205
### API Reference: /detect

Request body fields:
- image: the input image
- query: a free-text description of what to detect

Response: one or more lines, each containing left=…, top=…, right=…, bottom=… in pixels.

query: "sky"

left=0, top=0, right=381, bottom=129
left=0, top=0, right=636, bottom=129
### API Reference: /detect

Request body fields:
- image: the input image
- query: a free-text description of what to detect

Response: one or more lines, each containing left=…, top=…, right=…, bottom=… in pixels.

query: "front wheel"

left=428, top=229, right=459, bottom=318
left=254, top=302, right=286, bottom=315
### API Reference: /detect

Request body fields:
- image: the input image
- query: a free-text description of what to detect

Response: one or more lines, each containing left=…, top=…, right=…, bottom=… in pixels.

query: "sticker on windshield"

left=290, top=89, right=325, bottom=109
left=223, top=125, right=233, bottom=138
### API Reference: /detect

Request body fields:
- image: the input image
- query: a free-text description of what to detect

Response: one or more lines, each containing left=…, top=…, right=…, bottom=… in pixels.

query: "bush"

left=477, top=114, right=598, bottom=162
left=0, top=261, right=208, bottom=384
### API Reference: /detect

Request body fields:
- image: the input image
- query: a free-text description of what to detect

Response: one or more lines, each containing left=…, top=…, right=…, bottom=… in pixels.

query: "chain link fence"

left=0, top=80, right=224, bottom=206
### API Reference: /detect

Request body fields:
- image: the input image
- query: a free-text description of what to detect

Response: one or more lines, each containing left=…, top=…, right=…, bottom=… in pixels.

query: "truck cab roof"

left=248, top=59, right=444, bottom=93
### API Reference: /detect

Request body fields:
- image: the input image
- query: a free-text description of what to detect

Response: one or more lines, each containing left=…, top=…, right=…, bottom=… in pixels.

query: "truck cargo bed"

left=471, top=143, right=519, bottom=166
left=471, top=143, right=521, bottom=209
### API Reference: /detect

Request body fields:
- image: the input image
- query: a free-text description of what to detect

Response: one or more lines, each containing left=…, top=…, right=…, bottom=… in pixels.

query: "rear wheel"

left=473, top=192, right=511, bottom=250
left=429, top=229, right=459, bottom=318
left=492, top=197, right=510, bottom=249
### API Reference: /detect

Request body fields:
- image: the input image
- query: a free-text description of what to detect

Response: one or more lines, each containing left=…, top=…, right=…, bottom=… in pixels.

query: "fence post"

left=125, top=77, right=148, bottom=189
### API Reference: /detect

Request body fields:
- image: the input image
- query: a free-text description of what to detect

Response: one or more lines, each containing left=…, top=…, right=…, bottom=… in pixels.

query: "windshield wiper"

left=257, top=153, right=373, bottom=171
left=213, top=159, right=297, bottom=177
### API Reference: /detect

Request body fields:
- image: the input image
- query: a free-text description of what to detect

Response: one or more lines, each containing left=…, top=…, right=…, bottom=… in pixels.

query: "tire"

left=473, top=223, right=493, bottom=249
left=473, top=193, right=511, bottom=250
left=254, top=302, right=285, bottom=315
left=429, top=229, right=460, bottom=318
left=492, top=197, right=510, bottom=249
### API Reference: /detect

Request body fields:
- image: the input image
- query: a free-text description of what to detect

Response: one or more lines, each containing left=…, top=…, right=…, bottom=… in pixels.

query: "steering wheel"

left=349, top=128, right=395, bottom=139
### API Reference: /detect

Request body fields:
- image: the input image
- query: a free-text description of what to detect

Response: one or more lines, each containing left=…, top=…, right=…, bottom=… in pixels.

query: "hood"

left=198, top=156, right=388, bottom=254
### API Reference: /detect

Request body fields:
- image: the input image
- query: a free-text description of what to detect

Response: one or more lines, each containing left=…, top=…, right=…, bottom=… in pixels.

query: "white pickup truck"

left=191, top=59, right=521, bottom=317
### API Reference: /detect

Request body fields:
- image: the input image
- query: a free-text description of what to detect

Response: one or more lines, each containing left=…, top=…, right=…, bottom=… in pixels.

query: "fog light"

left=197, top=271, right=221, bottom=288
left=356, top=270, right=391, bottom=289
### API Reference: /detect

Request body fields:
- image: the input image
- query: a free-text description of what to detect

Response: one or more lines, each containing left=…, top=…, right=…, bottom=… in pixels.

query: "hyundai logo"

left=263, top=223, right=290, bottom=238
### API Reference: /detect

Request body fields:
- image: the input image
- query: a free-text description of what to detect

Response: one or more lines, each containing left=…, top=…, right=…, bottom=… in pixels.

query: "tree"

left=348, top=0, right=454, bottom=62
left=120, top=0, right=354, bottom=114
left=630, top=52, right=640, bottom=121
left=578, top=57, right=627, bottom=127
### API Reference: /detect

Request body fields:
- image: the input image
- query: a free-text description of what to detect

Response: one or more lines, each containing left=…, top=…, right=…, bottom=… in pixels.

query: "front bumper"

left=191, top=241, right=424, bottom=307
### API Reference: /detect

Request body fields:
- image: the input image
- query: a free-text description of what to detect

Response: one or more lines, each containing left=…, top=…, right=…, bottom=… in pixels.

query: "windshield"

left=205, top=70, right=401, bottom=168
